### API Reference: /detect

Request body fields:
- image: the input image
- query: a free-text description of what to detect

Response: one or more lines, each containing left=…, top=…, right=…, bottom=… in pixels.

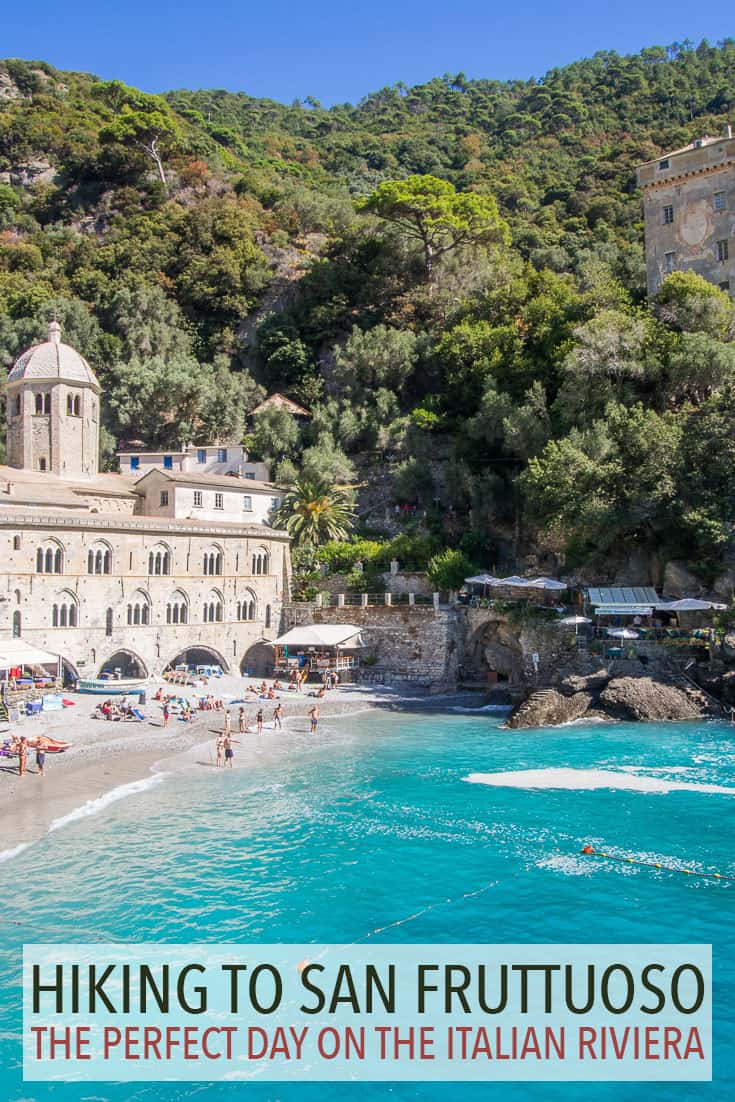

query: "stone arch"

left=464, top=617, right=524, bottom=685
left=166, top=588, right=190, bottom=625
left=126, top=589, right=151, bottom=626
left=240, top=642, right=274, bottom=678
left=166, top=645, right=229, bottom=675
left=98, top=649, right=149, bottom=679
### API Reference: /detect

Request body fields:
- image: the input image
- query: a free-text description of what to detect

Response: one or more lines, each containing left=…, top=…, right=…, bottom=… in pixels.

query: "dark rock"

left=599, top=676, right=706, bottom=722
left=507, top=690, right=593, bottom=729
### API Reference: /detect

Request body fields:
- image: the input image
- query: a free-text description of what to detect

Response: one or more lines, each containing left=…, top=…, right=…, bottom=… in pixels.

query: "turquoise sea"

left=0, top=708, right=733, bottom=1101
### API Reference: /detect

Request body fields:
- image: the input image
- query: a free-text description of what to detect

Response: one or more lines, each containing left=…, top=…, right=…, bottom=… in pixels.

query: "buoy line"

left=580, top=844, right=735, bottom=881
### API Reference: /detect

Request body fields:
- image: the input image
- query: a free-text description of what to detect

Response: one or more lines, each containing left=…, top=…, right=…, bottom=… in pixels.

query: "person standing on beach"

left=225, top=710, right=232, bottom=737
left=256, top=708, right=263, bottom=735
left=162, top=701, right=170, bottom=728
left=224, top=733, right=235, bottom=768
left=238, top=708, right=246, bottom=735
left=309, top=704, right=320, bottom=734
left=215, top=732, right=225, bottom=768
left=273, top=703, right=283, bottom=730
left=35, top=737, right=47, bottom=777
left=18, top=736, right=27, bottom=777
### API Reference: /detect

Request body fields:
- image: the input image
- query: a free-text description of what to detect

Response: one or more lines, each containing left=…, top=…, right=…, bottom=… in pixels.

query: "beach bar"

left=269, top=624, right=364, bottom=677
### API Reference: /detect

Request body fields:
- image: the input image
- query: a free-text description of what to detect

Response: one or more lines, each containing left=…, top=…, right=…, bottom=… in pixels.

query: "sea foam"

left=0, top=841, right=31, bottom=865
left=464, top=767, right=735, bottom=795
left=48, top=772, right=168, bottom=833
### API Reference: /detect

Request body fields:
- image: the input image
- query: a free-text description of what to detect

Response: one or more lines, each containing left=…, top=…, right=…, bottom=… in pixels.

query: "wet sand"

left=0, top=676, right=429, bottom=859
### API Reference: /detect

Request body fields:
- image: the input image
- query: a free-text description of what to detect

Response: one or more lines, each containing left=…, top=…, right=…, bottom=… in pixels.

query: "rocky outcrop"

left=662, top=560, right=705, bottom=598
left=599, top=676, right=706, bottom=722
left=508, top=670, right=713, bottom=728
left=507, top=689, right=593, bottom=729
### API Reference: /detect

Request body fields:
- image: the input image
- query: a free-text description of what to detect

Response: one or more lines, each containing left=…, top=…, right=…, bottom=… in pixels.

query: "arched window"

left=166, top=590, right=189, bottom=625
left=105, top=608, right=113, bottom=636
left=127, top=591, right=151, bottom=626
left=66, top=394, right=73, bottom=415
left=148, top=544, right=171, bottom=576
left=13, top=536, right=21, bottom=551
left=237, top=590, right=257, bottom=620
left=35, top=393, right=44, bottom=415
left=39, top=458, right=47, bottom=472
left=73, top=395, right=81, bottom=416
left=52, top=592, right=78, bottom=629
left=13, top=395, right=20, bottom=417
left=35, top=393, right=50, bottom=415
left=87, top=542, right=113, bottom=575
left=203, top=591, right=223, bottom=623
left=251, top=548, right=270, bottom=575
left=203, top=547, right=223, bottom=576
left=36, top=542, right=64, bottom=574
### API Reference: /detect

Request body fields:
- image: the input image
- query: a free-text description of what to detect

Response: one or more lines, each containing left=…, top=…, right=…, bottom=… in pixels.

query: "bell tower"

left=6, top=320, right=101, bottom=478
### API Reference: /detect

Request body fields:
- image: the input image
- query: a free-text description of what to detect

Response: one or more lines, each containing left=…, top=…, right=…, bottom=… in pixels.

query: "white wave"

left=48, top=772, right=168, bottom=833
left=0, top=841, right=31, bottom=865
left=464, top=767, right=735, bottom=795
left=537, top=854, right=596, bottom=876
left=450, top=704, right=513, bottom=713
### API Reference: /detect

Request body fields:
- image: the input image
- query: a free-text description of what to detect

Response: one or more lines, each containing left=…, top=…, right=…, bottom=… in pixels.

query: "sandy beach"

left=0, top=675, right=430, bottom=860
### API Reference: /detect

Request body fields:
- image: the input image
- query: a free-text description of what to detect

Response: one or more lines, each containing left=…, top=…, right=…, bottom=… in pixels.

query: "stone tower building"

left=637, top=126, right=734, bottom=296
left=5, top=320, right=100, bottom=479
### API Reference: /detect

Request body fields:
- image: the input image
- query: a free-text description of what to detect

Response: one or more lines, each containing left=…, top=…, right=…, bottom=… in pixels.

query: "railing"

left=316, top=592, right=436, bottom=608
left=356, top=665, right=446, bottom=684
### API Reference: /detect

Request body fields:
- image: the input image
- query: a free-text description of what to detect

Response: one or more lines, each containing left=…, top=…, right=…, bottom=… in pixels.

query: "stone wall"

left=283, top=603, right=459, bottom=688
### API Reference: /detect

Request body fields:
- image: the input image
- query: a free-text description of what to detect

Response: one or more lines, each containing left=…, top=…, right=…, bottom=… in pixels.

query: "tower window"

left=714, top=191, right=726, bottom=211
left=35, top=393, right=50, bottom=415
left=717, top=239, right=729, bottom=262
left=719, top=280, right=731, bottom=292
left=214, top=493, right=223, bottom=510
left=13, top=395, right=20, bottom=417
left=163, top=455, right=173, bottom=469
left=13, top=536, right=21, bottom=550
left=664, top=251, right=676, bottom=273
left=663, top=205, right=674, bottom=224
left=159, top=491, right=169, bottom=507
left=658, top=159, right=670, bottom=170
left=197, top=448, right=207, bottom=464
left=39, top=458, right=47, bottom=472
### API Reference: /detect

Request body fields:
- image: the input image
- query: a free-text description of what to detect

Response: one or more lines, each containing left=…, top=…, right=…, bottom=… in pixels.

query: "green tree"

left=359, top=175, right=509, bottom=281
left=333, top=324, right=419, bottom=397
left=272, top=478, right=356, bottom=546
left=654, top=271, right=734, bottom=339
left=427, top=548, right=474, bottom=591
left=96, top=81, right=182, bottom=189
left=247, top=406, right=300, bottom=464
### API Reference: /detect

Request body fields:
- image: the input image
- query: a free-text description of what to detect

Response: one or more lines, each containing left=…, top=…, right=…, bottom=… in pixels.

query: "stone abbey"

left=0, top=322, right=291, bottom=680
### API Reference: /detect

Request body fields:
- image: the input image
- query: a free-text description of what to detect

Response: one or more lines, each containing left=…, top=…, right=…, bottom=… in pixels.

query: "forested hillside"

left=1, top=40, right=734, bottom=585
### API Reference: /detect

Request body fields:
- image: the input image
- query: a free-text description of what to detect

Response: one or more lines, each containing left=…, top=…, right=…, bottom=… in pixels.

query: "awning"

left=465, top=574, right=497, bottom=586
left=655, top=599, right=726, bottom=612
left=268, top=625, right=364, bottom=649
left=587, top=586, right=658, bottom=607
left=594, top=605, right=654, bottom=616
left=0, top=640, right=61, bottom=671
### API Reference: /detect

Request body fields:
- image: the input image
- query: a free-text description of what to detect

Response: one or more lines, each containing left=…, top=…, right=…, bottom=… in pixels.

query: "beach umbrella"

left=529, top=577, right=568, bottom=591
left=558, top=615, right=591, bottom=636
left=606, top=628, right=639, bottom=639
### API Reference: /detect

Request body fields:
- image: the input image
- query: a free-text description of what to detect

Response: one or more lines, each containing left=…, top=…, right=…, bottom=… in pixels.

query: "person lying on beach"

left=273, top=680, right=282, bottom=692
left=307, top=688, right=326, bottom=699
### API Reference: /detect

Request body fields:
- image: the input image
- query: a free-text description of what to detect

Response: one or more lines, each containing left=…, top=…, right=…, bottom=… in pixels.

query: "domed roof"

left=8, top=321, right=100, bottom=390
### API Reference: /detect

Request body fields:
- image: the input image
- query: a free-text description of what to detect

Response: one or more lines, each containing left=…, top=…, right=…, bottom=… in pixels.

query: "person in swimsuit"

left=162, top=702, right=170, bottom=728
left=35, top=737, right=47, bottom=777
left=309, top=704, right=319, bottom=733
left=273, top=703, right=283, bottom=730
left=224, top=710, right=232, bottom=736
left=238, top=708, right=246, bottom=735
left=18, top=736, right=27, bottom=777
left=215, top=732, right=225, bottom=768
left=224, top=733, right=235, bottom=768
left=256, top=709, right=263, bottom=735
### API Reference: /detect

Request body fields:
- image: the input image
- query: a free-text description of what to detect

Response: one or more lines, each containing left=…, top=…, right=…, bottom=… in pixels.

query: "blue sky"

left=3, top=1, right=732, bottom=105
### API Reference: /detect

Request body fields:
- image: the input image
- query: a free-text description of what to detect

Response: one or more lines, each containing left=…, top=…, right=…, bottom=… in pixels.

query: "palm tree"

left=272, top=478, right=355, bottom=547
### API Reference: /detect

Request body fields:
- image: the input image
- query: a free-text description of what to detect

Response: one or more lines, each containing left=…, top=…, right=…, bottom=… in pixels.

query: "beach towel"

left=132, top=708, right=145, bottom=721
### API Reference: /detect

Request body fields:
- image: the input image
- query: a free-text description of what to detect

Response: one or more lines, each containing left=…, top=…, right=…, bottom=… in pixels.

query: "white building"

left=0, top=323, right=290, bottom=680
left=117, top=442, right=270, bottom=481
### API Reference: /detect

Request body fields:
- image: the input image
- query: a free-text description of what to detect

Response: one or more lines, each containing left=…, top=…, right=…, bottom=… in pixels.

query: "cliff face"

left=507, top=669, right=713, bottom=729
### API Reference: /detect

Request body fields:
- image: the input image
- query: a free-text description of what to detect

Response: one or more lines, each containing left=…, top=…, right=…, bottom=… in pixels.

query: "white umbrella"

left=558, top=614, right=591, bottom=636
left=529, top=577, right=568, bottom=591
left=606, top=628, right=639, bottom=639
